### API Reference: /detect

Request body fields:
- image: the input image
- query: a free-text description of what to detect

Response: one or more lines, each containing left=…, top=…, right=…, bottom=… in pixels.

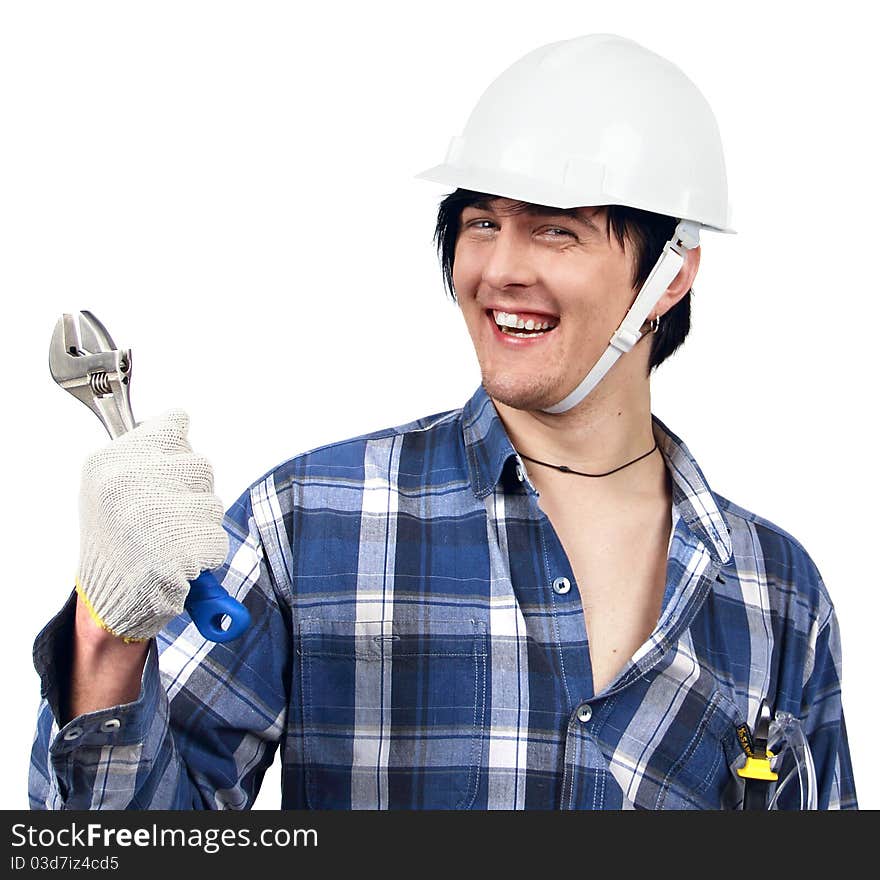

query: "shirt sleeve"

left=793, top=605, right=858, bottom=810
left=29, top=482, right=291, bottom=810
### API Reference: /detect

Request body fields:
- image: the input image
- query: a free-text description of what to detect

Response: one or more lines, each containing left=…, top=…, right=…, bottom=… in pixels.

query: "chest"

left=536, top=489, right=673, bottom=694
left=284, top=469, right=757, bottom=808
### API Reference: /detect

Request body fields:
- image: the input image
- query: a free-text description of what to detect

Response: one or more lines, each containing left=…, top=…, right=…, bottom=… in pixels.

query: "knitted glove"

left=77, top=409, right=229, bottom=641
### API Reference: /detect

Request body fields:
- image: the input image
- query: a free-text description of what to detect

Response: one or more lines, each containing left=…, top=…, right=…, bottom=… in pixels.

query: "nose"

left=480, top=227, right=538, bottom=291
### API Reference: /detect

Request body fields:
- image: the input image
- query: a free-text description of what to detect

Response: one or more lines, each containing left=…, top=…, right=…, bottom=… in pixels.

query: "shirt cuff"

left=32, top=589, right=161, bottom=755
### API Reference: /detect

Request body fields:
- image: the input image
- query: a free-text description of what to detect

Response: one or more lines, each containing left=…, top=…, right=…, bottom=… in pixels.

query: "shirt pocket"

left=650, top=688, right=744, bottom=810
left=298, top=616, right=488, bottom=809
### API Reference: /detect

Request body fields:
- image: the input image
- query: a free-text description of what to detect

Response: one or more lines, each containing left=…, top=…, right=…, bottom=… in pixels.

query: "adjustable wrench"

left=48, top=310, right=251, bottom=643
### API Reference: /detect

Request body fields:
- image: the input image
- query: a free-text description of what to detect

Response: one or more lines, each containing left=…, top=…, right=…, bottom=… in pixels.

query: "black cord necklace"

left=518, top=441, right=659, bottom=478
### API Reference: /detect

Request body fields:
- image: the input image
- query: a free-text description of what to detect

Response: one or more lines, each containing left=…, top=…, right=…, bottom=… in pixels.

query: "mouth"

left=485, top=308, right=559, bottom=345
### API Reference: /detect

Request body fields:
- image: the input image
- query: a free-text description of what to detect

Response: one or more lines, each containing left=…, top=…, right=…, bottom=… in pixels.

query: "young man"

left=30, top=35, right=856, bottom=810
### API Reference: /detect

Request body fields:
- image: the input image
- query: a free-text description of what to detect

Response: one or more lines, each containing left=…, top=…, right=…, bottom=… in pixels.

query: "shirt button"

left=552, top=576, right=571, bottom=595
left=101, top=718, right=121, bottom=733
left=576, top=703, right=592, bottom=723
left=63, top=726, right=83, bottom=741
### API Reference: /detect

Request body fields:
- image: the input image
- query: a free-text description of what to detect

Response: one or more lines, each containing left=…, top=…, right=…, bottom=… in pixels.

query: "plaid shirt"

left=30, top=385, right=857, bottom=809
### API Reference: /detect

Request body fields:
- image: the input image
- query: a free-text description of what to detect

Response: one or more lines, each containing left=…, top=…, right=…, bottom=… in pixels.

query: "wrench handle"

left=184, top=571, right=252, bottom=643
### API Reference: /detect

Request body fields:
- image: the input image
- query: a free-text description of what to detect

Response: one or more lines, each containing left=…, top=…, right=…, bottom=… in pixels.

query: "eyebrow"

left=467, top=198, right=603, bottom=234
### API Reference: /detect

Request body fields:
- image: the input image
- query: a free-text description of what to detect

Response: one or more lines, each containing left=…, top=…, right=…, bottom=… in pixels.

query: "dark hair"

left=430, top=189, right=692, bottom=373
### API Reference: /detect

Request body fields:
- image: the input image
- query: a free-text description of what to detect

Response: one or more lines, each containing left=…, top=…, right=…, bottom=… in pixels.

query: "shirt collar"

left=461, top=385, right=519, bottom=499
left=652, top=415, right=733, bottom=565
left=460, top=385, right=733, bottom=565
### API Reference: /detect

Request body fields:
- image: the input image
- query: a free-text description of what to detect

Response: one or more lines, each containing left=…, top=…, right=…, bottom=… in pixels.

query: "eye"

left=543, top=226, right=575, bottom=238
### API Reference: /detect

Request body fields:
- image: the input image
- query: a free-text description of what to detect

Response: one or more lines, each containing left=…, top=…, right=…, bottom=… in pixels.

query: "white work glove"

left=77, top=409, right=229, bottom=641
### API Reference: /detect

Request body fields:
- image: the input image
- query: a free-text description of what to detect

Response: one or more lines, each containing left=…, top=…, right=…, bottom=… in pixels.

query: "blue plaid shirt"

left=30, top=385, right=857, bottom=809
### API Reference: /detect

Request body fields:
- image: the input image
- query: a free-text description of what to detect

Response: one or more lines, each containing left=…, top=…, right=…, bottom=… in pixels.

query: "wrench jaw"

left=78, top=310, right=119, bottom=358
left=48, top=312, right=136, bottom=440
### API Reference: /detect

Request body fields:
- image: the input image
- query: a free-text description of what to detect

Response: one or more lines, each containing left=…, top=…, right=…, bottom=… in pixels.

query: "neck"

left=490, top=378, right=667, bottom=501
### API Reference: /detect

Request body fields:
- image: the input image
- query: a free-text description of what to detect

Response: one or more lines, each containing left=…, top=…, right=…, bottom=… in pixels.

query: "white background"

left=1, top=1, right=876, bottom=810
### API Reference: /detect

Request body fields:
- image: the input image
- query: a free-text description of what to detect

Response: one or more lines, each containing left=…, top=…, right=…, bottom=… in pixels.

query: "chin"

left=481, top=373, right=559, bottom=412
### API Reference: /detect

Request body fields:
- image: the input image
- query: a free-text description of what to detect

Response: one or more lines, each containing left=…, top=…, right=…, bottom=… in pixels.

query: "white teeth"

left=492, top=310, right=558, bottom=331
left=500, top=327, right=547, bottom=338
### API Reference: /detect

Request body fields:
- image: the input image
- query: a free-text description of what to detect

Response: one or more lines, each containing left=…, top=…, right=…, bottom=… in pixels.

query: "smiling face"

left=452, top=197, right=644, bottom=412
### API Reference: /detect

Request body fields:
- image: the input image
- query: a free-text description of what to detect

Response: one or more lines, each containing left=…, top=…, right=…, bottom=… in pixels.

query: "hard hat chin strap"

left=541, top=219, right=701, bottom=414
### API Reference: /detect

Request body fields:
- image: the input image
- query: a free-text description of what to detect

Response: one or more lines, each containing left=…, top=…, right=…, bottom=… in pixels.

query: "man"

left=30, top=34, right=856, bottom=809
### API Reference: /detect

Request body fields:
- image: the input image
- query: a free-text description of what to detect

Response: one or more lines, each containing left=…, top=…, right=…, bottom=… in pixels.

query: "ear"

left=652, top=245, right=700, bottom=318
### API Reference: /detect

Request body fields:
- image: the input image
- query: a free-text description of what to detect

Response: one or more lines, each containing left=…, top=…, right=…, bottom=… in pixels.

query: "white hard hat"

left=417, top=33, right=733, bottom=233
left=417, top=35, right=734, bottom=413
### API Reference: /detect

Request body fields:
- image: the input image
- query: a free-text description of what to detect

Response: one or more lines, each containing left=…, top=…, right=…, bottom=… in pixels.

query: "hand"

left=77, top=409, right=228, bottom=641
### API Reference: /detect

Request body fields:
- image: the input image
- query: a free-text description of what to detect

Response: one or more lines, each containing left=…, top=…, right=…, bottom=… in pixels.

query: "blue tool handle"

left=184, top=571, right=251, bottom=642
